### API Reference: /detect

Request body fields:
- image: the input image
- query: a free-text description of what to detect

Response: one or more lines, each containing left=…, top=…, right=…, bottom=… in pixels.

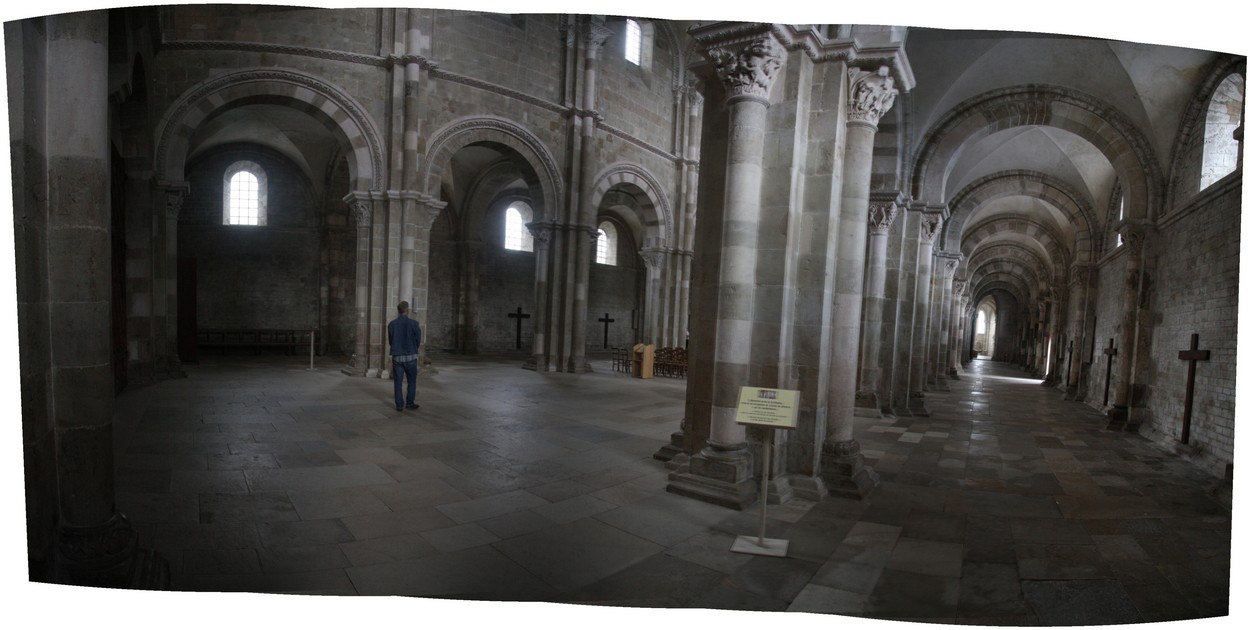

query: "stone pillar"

left=527, top=222, right=554, bottom=371
left=32, top=11, right=165, bottom=587
left=908, top=211, right=942, bottom=415
left=889, top=209, right=919, bottom=416
left=569, top=23, right=612, bottom=373
left=344, top=196, right=382, bottom=376
left=1065, top=263, right=1094, bottom=399
left=1109, top=220, right=1153, bottom=425
left=931, top=253, right=959, bottom=390
left=819, top=66, right=898, bottom=500
left=412, top=196, right=445, bottom=369
left=855, top=191, right=903, bottom=414
left=948, top=280, right=966, bottom=378
left=639, top=247, right=667, bottom=344
left=668, top=26, right=785, bottom=509
left=153, top=184, right=186, bottom=378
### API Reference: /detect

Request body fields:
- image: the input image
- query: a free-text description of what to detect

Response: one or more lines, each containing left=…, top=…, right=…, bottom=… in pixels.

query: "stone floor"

left=107, top=352, right=1233, bottom=625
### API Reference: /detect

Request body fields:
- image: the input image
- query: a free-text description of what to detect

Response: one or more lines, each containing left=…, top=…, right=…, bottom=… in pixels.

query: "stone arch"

left=588, top=163, right=673, bottom=246
left=1165, top=54, right=1247, bottom=209
left=421, top=116, right=563, bottom=222
left=153, top=68, right=383, bottom=193
left=966, top=243, right=1049, bottom=285
left=945, top=170, right=1100, bottom=263
left=910, top=85, right=1163, bottom=221
left=961, top=216, right=1072, bottom=275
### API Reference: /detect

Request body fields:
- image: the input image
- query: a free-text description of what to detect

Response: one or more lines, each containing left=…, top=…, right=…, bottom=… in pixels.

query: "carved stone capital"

left=847, top=66, right=898, bottom=127
left=584, top=22, right=613, bottom=51
left=156, top=182, right=189, bottom=219
left=526, top=221, right=554, bottom=245
left=868, top=198, right=900, bottom=235
left=702, top=32, right=786, bottom=104
left=1116, top=219, right=1154, bottom=255
left=919, top=212, right=943, bottom=244
left=350, top=201, right=372, bottom=227
left=639, top=247, right=668, bottom=270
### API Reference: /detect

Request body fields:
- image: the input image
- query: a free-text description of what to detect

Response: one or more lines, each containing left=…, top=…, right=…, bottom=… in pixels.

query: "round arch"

left=421, top=116, right=564, bottom=222
left=153, top=68, right=384, bottom=193
left=588, top=163, right=673, bottom=246
left=946, top=170, right=1100, bottom=263
left=910, top=85, right=1163, bottom=221
left=961, top=215, right=1072, bottom=274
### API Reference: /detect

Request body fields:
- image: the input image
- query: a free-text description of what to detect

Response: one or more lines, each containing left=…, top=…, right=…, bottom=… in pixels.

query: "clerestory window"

left=504, top=202, right=534, bottom=252
left=222, top=161, right=267, bottom=226
left=595, top=221, right=617, bottom=266
left=624, top=19, right=642, bottom=66
left=1200, top=72, right=1245, bottom=190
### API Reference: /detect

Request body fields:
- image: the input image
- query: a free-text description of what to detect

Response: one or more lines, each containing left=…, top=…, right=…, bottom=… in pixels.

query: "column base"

left=783, top=474, right=829, bottom=502
left=54, top=512, right=170, bottom=589
left=908, top=393, right=930, bottom=417
left=1105, top=405, right=1135, bottom=430
left=652, top=430, right=685, bottom=462
left=765, top=475, right=794, bottom=505
left=947, top=367, right=960, bottom=380
left=818, top=440, right=879, bottom=501
left=854, top=391, right=883, bottom=418
left=666, top=446, right=757, bottom=510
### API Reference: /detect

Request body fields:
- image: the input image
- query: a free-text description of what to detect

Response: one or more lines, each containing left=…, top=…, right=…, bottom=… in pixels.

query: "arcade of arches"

left=6, top=5, right=1242, bottom=619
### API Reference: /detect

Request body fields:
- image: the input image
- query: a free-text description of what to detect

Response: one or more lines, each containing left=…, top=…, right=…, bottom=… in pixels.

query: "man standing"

left=388, top=300, right=422, bottom=411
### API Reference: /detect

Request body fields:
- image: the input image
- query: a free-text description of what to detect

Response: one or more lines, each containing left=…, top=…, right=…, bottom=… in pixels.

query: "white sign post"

left=730, top=386, right=799, bottom=558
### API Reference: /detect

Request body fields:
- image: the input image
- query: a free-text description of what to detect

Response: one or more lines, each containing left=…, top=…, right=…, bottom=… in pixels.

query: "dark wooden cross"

left=1102, top=338, right=1117, bottom=406
left=1066, top=340, right=1075, bottom=386
left=1177, top=333, right=1211, bottom=445
left=597, top=313, right=615, bottom=349
left=507, top=306, right=530, bottom=350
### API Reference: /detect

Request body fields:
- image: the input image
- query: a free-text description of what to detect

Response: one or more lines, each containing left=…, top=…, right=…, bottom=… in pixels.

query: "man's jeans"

left=393, top=358, right=418, bottom=409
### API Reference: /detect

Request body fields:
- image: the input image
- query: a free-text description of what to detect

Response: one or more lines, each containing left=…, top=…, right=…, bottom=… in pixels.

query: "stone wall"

left=1089, top=249, right=1130, bottom=408
left=429, top=12, right=564, bottom=106
left=1141, top=177, right=1240, bottom=475
left=178, top=146, right=321, bottom=333
left=587, top=247, right=643, bottom=351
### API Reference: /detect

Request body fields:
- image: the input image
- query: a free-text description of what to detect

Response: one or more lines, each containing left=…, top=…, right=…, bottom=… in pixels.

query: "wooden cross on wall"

left=507, top=306, right=530, bottom=350
left=1102, top=338, right=1117, bottom=406
left=1177, top=333, right=1211, bottom=445
left=598, top=313, right=615, bottom=349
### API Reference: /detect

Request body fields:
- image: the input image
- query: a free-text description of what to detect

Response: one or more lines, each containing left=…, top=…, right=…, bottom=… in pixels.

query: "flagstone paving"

left=112, top=354, right=1231, bottom=623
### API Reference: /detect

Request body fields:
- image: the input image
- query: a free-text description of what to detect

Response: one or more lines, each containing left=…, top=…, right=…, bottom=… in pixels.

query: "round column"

left=855, top=193, right=902, bottom=412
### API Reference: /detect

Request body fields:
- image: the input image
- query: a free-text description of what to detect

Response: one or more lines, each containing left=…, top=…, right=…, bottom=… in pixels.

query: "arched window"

left=595, top=221, right=617, bottom=266
left=624, top=19, right=642, bottom=66
left=504, top=202, right=534, bottom=252
left=1116, top=196, right=1125, bottom=247
left=222, top=161, right=267, bottom=225
left=1200, top=73, right=1245, bottom=190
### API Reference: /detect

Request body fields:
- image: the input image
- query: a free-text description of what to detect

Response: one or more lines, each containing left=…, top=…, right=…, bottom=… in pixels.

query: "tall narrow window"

left=1116, top=196, right=1125, bottom=247
left=624, top=19, right=642, bottom=65
left=222, top=160, right=267, bottom=226
left=1200, top=73, right=1245, bottom=190
left=596, top=221, right=617, bottom=265
left=504, top=202, right=534, bottom=252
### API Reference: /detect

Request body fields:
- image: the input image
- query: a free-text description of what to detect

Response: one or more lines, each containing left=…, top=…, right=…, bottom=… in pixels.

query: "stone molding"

left=692, top=26, right=786, bottom=103
left=1116, top=219, right=1155, bottom=255
left=589, top=163, right=674, bottom=243
left=868, top=192, right=904, bottom=235
left=526, top=221, right=554, bottom=244
left=919, top=212, right=943, bottom=244
left=160, top=39, right=389, bottom=67
left=154, top=68, right=384, bottom=193
left=156, top=182, right=190, bottom=219
left=639, top=247, right=669, bottom=270
left=584, top=22, right=613, bottom=51
left=847, top=66, right=898, bottom=127
left=421, top=116, right=564, bottom=214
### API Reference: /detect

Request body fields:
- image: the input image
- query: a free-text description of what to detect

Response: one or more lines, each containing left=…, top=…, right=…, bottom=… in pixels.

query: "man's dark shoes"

left=406, top=403, right=419, bottom=410
left=395, top=406, right=404, bottom=411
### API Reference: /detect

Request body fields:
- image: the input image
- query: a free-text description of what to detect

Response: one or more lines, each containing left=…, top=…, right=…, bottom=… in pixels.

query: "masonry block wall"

left=588, top=250, right=644, bottom=351
left=179, top=147, right=321, bottom=333
left=1142, top=177, right=1241, bottom=475
left=1090, top=250, right=1130, bottom=407
left=321, top=158, right=356, bottom=357
left=427, top=209, right=461, bottom=353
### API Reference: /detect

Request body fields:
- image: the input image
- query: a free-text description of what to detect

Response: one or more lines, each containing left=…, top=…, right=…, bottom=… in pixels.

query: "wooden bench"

left=655, top=347, right=687, bottom=378
left=197, top=329, right=318, bottom=356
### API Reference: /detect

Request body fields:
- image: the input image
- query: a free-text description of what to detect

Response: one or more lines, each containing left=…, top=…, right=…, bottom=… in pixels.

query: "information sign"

left=734, top=386, right=799, bottom=429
